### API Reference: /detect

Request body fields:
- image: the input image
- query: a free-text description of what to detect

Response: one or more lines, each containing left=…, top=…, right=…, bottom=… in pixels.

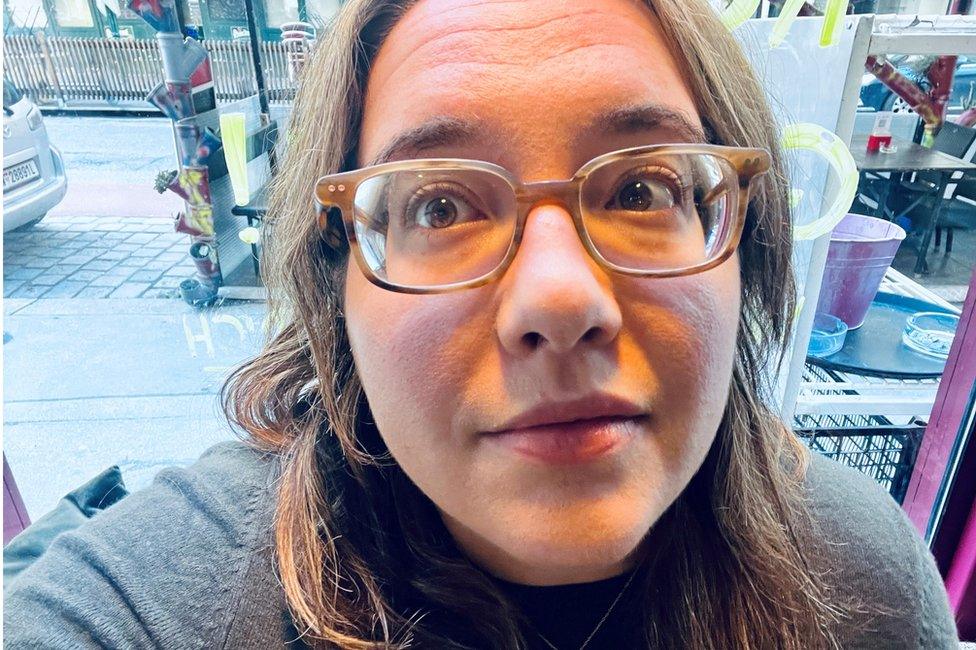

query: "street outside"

left=3, top=114, right=268, bottom=519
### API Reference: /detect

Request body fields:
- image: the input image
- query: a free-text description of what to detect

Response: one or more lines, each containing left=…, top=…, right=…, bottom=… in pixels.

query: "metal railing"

left=2, top=34, right=298, bottom=109
left=205, top=39, right=297, bottom=104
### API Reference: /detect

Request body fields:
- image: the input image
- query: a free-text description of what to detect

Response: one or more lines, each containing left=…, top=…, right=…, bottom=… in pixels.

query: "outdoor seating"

left=891, top=122, right=976, bottom=223
left=927, top=175, right=976, bottom=255
left=850, top=131, right=976, bottom=274
left=857, top=122, right=976, bottom=223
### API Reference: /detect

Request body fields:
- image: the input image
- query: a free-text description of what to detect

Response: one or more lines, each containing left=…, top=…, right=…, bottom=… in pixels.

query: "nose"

left=495, top=204, right=623, bottom=356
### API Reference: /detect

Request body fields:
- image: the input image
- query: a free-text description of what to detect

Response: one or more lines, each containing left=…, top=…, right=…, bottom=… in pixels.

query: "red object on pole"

left=927, top=55, right=959, bottom=125
left=864, top=54, right=958, bottom=144
left=864, top=0, right=968, bottom=140
left=864, top=55, right=941, bottom=125
left=189, top=57, right=216, bottom=115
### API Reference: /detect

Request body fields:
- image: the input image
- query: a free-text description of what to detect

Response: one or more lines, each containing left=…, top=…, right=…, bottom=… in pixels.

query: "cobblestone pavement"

left=3, top=215, right=199, bottom=299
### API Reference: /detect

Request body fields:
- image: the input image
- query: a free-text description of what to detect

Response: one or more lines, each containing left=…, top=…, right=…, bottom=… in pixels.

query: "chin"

left=492, top=510, right=654, bottom=580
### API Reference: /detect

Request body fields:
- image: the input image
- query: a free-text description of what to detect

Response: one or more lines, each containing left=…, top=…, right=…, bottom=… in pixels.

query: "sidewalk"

left=4, top=215, right=198, bottom=299
left=3, top=261, right=269, bottom=518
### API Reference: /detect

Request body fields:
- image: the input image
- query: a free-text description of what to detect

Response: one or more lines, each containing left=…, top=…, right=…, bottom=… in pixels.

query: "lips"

left=487, top=393, right=646, bottom=433
left=482, top=393, right=646, bottom=465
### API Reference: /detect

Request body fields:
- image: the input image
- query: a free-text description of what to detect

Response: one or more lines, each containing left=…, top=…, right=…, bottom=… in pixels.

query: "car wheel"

left=883, top=93, right=914, bottom=114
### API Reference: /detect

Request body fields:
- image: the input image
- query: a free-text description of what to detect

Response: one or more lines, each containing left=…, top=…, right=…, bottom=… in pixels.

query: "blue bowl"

left=808, top=313, right=848, bottom=358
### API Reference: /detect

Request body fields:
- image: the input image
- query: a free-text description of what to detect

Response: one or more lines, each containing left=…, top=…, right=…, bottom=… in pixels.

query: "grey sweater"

left=3, top=441, right=960, bottom=648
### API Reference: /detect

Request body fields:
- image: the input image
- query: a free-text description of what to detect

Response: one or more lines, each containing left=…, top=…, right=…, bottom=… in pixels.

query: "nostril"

left=519, top=327, right=604, bottom=351
left=582, top=327, right=602, bottom=343
left=522, top=331, right=543, bottom=350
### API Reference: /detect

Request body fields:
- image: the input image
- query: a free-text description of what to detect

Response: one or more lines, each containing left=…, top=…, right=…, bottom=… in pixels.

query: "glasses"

left=313, top=144, right=770, bottom=294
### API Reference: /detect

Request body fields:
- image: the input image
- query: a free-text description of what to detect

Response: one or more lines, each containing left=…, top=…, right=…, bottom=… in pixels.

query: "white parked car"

left=3, top=80, right=67, bottom=232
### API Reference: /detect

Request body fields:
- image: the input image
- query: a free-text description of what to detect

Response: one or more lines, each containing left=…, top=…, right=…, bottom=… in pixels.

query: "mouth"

left=482, top=393, right=647, bottom=465
left=484, top=415, right=643, bottom=465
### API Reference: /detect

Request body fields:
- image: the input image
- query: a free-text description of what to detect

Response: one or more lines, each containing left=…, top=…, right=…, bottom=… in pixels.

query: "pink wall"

left=901, top=268, right=976, bottom=638
left=946, top=497, right=976, bottom=637
left=4, top=454, right=31, bottom=545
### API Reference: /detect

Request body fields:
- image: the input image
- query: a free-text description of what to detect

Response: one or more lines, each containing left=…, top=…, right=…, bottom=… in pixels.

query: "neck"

left=439, top=508, right=652, bottom=585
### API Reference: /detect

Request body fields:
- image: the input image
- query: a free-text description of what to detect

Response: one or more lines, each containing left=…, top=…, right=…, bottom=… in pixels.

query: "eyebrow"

left=366, top=102, right=708, bottom=167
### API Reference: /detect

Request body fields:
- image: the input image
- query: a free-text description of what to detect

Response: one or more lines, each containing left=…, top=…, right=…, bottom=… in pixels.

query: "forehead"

left=359, top=0, right=703, bottom=172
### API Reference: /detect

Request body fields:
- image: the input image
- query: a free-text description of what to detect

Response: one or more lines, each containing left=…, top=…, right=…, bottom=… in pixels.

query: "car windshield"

left=3, top=80, right=23, bottom=110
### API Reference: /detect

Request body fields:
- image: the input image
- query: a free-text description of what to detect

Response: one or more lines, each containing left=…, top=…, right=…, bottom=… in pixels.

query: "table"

left=851, top=135, right=976, bottom=274
left=794, top=267, right=963, bottom=496
left=796, top=266, right=961, bottom=423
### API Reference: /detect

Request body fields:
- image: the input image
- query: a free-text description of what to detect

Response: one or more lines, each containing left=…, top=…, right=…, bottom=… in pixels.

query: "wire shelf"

left=793, top=423, right=925, bottom=503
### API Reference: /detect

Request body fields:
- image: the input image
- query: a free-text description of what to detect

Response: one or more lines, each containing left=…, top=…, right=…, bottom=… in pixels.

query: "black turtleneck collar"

left=484, top=566, right=645, bottom=649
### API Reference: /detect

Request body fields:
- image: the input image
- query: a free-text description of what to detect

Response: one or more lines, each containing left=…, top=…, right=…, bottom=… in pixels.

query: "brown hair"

left=221, top=0, right=855, bottom=647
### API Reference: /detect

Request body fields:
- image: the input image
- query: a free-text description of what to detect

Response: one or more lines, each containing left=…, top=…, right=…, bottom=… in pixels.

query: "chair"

left=892, top=122, right=976, bottom=222
left=931, top=175, right=976, bottom=254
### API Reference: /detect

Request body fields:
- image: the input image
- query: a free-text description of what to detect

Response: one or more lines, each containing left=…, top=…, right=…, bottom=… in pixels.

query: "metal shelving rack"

left=781, top=14, right=973, bottom=434
left=779, top=13, right=976, bottom=424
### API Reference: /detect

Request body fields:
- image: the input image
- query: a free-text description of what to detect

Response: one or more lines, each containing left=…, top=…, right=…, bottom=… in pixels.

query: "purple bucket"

left=816, top=214, right=906, bottom=330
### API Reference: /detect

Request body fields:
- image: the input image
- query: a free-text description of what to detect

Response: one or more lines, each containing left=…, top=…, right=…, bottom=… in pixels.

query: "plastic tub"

left=815, top=214, right=906, bottom=330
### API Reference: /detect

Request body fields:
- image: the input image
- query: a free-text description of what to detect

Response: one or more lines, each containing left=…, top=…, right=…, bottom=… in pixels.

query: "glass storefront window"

left=304, top=0, right=340, bottom=28
left=5, top=0, right=49, bottom=27
left=208, top=0, right=247, bottom=22
left=52, top=0, right=94, bottom=27
left=265, top=0, right=299, bottom=29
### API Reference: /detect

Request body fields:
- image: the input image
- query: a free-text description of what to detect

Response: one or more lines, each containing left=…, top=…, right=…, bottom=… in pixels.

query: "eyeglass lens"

left=350, top=152, right=737, bottom=288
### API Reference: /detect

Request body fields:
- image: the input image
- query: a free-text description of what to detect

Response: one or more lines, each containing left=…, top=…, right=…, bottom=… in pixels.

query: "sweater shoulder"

left=4, top=440, right=286, bottom=649
left=800, top=451, right=958, bottom=648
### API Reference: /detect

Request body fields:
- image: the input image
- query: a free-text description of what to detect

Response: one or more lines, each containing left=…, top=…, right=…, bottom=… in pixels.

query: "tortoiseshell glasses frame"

left=313, top=143, right=771, bottom=295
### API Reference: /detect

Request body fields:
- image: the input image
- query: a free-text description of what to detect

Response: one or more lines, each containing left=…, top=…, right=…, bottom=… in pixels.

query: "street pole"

left=129, top=0, right=222, bottom=302
left=242, top=0, right=277, bottom=174
left=243, top=0, right=270, bottom=118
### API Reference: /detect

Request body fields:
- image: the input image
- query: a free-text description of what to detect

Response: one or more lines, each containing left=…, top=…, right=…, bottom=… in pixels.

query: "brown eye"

left=420, top=197, right=459, bottom=228
left=406, top=184, right=485, bottom=230
left=607, top=178, right=675, bottom=212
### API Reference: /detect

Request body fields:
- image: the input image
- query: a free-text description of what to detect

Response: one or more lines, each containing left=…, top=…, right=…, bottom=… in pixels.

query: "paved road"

left=44, top=115, right=184, bottom=219
left=42, top=108, right=292, bottom=219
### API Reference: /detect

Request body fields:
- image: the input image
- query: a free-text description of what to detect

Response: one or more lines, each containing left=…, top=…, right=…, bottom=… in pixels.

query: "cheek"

left=343, top=260, right=489, bottom=454
left=625, top=258, right=740, bottom=452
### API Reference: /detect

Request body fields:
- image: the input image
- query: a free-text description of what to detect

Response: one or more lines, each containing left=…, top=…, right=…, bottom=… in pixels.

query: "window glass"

left=51, top=0, right=94, bottom=27
left=264, top=1, right=299, bottom=29
left=207, top=0, right=246, bottom=22
left=304, top=0, right=340, bottom=29
left=5, top=0, right=49, bottom=27
left=2, top=0, right=974, bottom=588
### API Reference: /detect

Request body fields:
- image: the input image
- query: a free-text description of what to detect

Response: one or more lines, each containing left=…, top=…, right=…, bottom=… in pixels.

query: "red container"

left=866, top=133, right=892, bottom=153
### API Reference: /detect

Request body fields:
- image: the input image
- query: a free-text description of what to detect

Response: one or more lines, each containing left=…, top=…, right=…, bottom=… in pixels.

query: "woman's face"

left=345, top=0, right=740, bottom=586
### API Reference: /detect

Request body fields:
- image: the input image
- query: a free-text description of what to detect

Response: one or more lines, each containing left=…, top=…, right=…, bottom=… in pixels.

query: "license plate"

left=3, top=159, right=39, bottom=192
